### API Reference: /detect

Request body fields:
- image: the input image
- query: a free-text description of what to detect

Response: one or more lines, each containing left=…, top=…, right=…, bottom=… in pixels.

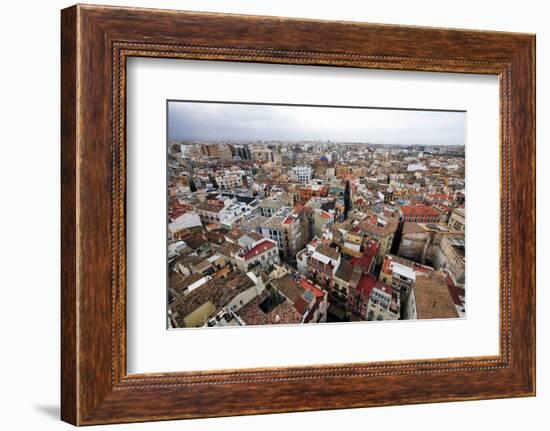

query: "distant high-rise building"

left=234, top=144, right=252, bottom=161
left=200, top=143, right=232, bottom=160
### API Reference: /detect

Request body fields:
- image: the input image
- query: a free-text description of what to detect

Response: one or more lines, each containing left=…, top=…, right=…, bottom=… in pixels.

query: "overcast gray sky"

left=168, top=101, right=465, bottom=146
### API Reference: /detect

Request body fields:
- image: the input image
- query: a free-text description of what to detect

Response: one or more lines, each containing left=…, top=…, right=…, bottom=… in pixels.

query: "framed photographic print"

left=61, top=4, right=536, bottom=425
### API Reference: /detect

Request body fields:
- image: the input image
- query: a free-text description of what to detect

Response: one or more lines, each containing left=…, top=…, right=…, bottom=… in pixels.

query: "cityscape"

left=167, top=102, right=466, bottom=329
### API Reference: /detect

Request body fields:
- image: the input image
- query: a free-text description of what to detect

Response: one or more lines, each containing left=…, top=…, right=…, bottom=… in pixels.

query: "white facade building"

left=291, top=166, right=313, bottom=183
left=168, top=211, right=202, bottom=239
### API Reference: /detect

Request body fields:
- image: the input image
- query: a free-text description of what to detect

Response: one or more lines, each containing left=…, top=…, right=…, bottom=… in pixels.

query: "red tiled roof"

left=425, top=193, right=449, bottom=201
left=400, top=205, right=439, bottom=217
left=298, top=277, right=326, bottom=323
left=355, top=274, right=390, bottom=299
left=351, top=240, right=379, bottom=271
left=242, top=239, right=276, bottom=261
left=170, top=207, right=194, bottom=220
left=197, top=202, right=223, bottom=213
left=300, top=278, right=325, bottom=299
left=355, top=274, right=378, bottom=296
left=293, top=296, right=309, bottom=316
left=170, top=208, right=188, bottom=220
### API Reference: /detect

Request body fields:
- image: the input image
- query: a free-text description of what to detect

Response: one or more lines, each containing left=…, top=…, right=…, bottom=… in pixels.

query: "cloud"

left=168, top=101, right=465, bottom=146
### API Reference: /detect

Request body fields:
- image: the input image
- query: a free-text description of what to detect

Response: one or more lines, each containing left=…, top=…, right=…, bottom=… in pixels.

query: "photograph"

left=166, top=101, right=466, bottom=329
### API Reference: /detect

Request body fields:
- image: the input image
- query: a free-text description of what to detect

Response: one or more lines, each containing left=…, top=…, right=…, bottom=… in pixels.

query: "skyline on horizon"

left=168, top=101, right=466, bottom=147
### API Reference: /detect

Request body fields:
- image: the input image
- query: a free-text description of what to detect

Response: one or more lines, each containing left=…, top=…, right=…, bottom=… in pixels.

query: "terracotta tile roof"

left=358, top=215, right=399, bottom=237
left=316, top=244, right=340, bottom=261
left=236, top=291, right=302, bottom=326
left=169, top=207, right=194, bottom=220
left=271, top=275, right=304, bottom=304
left=236, top=292, right=269, bottom=325
left=239, top=215, right=268, bottom=231
left=400, top=205, right=440, bottom=217
left=425, top=193, right=450, bottom=201
left=246, top=231, right=264, bottom=241
left=169, top=272, right=255, bottom=327
left=242, top=239, right=276, bottom=261
left=196, top=202, right=223, bottom=213
left=283, top=216, right=295, bottom=225
left=299, top=278, right=325, bottom=299
left=267, top=301, right=302, bottom=324
left=216, top=242, right=244, bottom=258
left=270, top=275, right=325, bottom=320
left=261, top=215, right=285, bottom=230
left=168, top=271, right=200, bottom=296
left=414, top=272, right=459, bottom=319
left=182, top=234, right=207, bottom=250
left=206, top=231, right=225, bottom=245
left=226, top=227, right=247, bottom=240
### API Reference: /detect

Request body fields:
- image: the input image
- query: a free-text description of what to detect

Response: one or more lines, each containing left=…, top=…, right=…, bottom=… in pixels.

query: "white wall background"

left=0, top=0, right=546, bottom=429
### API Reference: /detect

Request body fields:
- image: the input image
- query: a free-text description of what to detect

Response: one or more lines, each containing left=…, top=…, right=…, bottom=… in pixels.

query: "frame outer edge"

left=521, top=34, right=536, bottom=395
left=532, top=34, right=536, bottom=396
left=61, top=4, right=79, bottom=426
left=527, top=35, right=536, bottom=396
left=501, top=35, right=536, bottom=397
left=61, top=4, right=536, bottom=425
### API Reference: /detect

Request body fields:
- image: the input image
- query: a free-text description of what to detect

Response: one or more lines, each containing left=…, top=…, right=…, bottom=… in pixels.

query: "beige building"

left=357, top=214, right=399, bottom=266
left=437, top=235, right=465, bottom=283
left=215, top=172, right=243, bottom=190
left=260, top=208, right=309, bottom=260
left=195, top=202, right=224, bottom=225
left=448, top=207, right=465, bottom=231
left=397, top=222, right=455, bottom=264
